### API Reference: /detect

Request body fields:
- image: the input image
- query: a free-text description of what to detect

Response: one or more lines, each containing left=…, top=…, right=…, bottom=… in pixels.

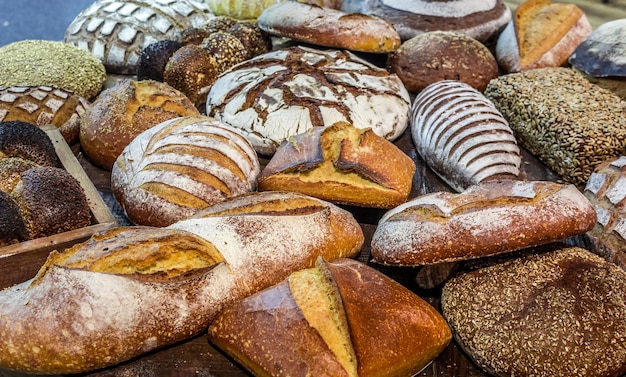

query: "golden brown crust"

left=371, top=180, right=597, bottom=266
left=258, top=122, right=415, bottom=208
left=257, top=2, right=400, bottom=53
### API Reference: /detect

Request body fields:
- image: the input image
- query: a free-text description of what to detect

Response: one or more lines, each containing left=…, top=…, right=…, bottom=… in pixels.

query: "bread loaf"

left=0, top=121, right=61, bottom=167
left=112, top=115, right=260, bottom=227
left=257, top=2, right=401, bottom=53
left=80, top=79, right=200, bottom=171
left=205, top=46, right=410, bottom=155
left=0, top=191, right=363, bottom=374
left=387, top=31, right=499, bottom=93
left=209, top=257, right=451, bottom=377
left=258, top=121, right=416, bottom=208
left=64, top=0, right=215, bottom=75
left=410, top=80, right=521, bottom=192
left=0, top=86, right=89, bottom=144
left=495, top=0, right=592, bottom=73
left=0, top=190, right=26, bottom=246
left=484, top=67, right=626, bottom=185
left=371, top=180, right=596, bottom=266
left=441, top=247, right=626, bottom=377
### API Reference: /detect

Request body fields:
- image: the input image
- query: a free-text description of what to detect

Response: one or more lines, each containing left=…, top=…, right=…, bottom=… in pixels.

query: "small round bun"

left=79, top=79, right=200, bottom=170
left=388, top=31, right=499, bottom=93
left=0, top=121, right=60, bottom=167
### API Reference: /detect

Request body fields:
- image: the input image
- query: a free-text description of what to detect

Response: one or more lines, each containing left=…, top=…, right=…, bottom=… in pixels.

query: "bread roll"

left=410, top=80, right=521, bottom=192
left=205, top=46, right=410, bottom=155
left=209, top=257, right=451, bottom=377
left=137, top=40, right=183, bottom=81
left=387, top=31, right=499, bottom=93
left=441, top=247, right=626, bottom=377
left=371, top=180, right=596, bottom=266
left=484, top=67, right=626, bottom=185
left=80, top=79, right=200, bottom=170
left=258, top=121, right=415, bottom=208
left=64, top=0, right=214, bottom=75
left=112, top=115, right=260, bottom=227
left=0, top=86, right=89, bottom=144
left=257, top=2, right=401, bottom=53
left=496, top=0, right=592, bottom=73
left=0, top=191, right=363, bottom=374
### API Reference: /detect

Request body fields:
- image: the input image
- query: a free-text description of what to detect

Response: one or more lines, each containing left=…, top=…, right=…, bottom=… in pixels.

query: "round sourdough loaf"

left=341, top=0, right=511, bottom=43
left=79, top=79, right=199, bottom=171
left=257, top=2, right=401, bottom=53
left=205, top=46, right=411, bottom=155
left=112, top=115, right=261, bottom=227
left=388, top=31, right=499, bottom=93
left=0, top=86, right=89, bottom=144
left=64, top=0, right=215, bottom=75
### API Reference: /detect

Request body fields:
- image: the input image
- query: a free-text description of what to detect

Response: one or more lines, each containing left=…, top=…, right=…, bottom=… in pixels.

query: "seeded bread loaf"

left=441, top=247, right=626, bottom=377
left=0, top=191, right=363, bottom=374
left=484, top=67, right=626, bottom=185
left=112, top=115, right=260, bottom=227
left=257, top=2, right=401, bottom=53
left=371, top=180, right=596, bottom=266
left=209, top=257, right=451, bottom=377
left=258, top=121, right=416, bottom=208
left=411, top=80, right=521, bottom=192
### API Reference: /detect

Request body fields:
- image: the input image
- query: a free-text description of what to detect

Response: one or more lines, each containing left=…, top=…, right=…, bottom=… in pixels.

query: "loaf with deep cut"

left=371, top=180, right=596, bottom=266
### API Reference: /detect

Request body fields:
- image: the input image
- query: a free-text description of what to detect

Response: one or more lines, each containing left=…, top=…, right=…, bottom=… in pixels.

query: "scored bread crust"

left=258, top=122, right=416, bottom=208
left=257, top=2, right=400, bottom=53
left=0, top=192, right=363, bottom=374
left=371, top=180, right=597, bottom=266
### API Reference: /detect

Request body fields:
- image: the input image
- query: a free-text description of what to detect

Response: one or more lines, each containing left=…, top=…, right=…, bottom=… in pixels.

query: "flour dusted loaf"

left=411, top=80, right=521, bottom=192
left=371, top=180, right=596, bottom=266
left=257, top=2, right=401, bottom=53
left=0, top=191, right=363, bottom=374
left=112, top=115, right=260, bottom=227
left=209, top=257, right=451, bottom=377
left=485, top=67, right=626, bottom=185
left=341, top=0, right=511, bottom=43
left=80, top=78, right=199, bottom=171
left=496, top=0, right=592, bottom=73
left=259, top=122, right=415, bottom=208
left=441, top=247, right=626, bottom=377
left=205, top=46, right=410, bottom=155
left=0, top=86, right=89, bottom=144
left=204, top=0, right=344, bottom=21
left=583, top=156, right=626, bottom=270
left=64, top=0, right=214, bottom=75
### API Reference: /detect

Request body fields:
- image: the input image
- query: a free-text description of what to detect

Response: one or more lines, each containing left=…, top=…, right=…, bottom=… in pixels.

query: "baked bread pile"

left=0, top=121, right=91, bottom=245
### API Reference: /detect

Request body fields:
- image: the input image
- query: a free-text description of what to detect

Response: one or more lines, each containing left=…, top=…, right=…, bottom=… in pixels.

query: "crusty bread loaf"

left=257, top=2, right=401, bottom=53
left=495, top=0, right=592, bottom=73
left=209, top=257, right=451, bottom=377
left=205, top=45, right=410, bottom=156
left=0, top=86, right=89, bottom=144
left=371, top=180, right=596, bottom=266
left=112, top=115, right=261, bottom=227
left=80, top=78, right=200, bottom=171
left=410, top=80, right=521, bottom=192
left=0, top=120, right=61, bottom=167
left=388, top=31, right=499, bottom=93
left=441, top=247, right=626, bottom=377
left=258, top=121, right=415, bottom=208
left=0, top=191, right=363, bottom=374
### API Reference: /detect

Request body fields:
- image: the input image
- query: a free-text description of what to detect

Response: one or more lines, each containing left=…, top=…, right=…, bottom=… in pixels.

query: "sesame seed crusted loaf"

left=441, top=246, right=626, bottom=377
left=0, top=191, right=363, bottom=374
left=205, top=45, right=411, bottom=156
left=484, top=67, right=626, bottom=185
left=370, top=180, right=596, bottom=266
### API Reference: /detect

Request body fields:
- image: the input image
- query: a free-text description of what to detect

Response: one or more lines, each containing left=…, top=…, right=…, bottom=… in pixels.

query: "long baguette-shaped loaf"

left=371, top=180, right=596, bottom=266
left=0, top=191, right=363, bottom=374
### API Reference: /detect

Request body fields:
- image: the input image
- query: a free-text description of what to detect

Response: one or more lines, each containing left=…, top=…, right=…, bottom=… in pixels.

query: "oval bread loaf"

left=411, top=80, right=521, bottom=192
left=205, top=45, right=411, bottom=155
left=112, top=115, right=260, bottom=227
left=0, top=191, right=363, bottom=374
left=371, top=180, right=597, bottom=266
